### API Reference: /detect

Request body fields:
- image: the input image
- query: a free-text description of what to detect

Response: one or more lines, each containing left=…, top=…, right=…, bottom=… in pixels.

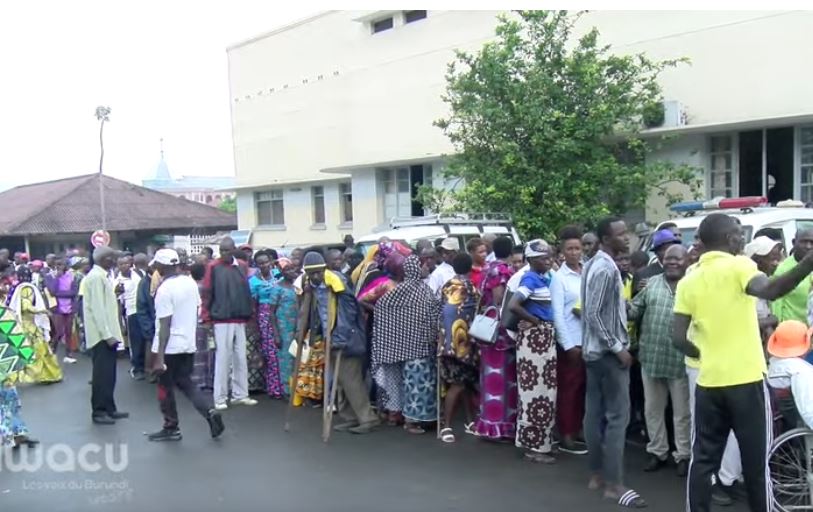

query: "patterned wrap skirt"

left=257, top=303, right=284, bottom=398
left=0, top=386, right=28, bottom=447
left=295, top=339, right=325, bottom=400
left=373, top=358, right=437, bottom=422
left=515, top=321, right=557, bottom=453
left=474, top=344, right=518, bottom=440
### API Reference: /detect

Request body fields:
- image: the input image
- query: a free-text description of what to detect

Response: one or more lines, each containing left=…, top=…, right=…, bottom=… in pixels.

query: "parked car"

left=639, top=197, right=813, bottom=253
left=356, top=213, right=522, bottom=254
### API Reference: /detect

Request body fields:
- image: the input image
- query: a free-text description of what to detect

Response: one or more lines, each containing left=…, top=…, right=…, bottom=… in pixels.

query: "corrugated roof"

left=0, top=174, right=237, bottom=235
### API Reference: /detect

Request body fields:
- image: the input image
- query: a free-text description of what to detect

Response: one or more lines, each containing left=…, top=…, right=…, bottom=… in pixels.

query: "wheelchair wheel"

left=770, top=427, right=813, bottom=512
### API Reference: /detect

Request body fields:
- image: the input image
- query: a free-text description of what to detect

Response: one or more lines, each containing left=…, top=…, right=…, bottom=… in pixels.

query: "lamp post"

left=95, top=106, right=111, bottom=231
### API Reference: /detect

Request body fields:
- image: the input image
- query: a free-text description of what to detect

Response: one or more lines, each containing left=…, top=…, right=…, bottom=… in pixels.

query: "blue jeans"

left=584, top=353, right=630, bottom=485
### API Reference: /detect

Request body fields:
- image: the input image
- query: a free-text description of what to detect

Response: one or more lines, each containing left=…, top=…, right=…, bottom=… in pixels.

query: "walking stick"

left=323, top=350, right=342, bottom=443
left=321, top=313, right=335, bottom=442
left=436, top=355, right=441, bottom=440
left=284, top=290, right=312, bottom=432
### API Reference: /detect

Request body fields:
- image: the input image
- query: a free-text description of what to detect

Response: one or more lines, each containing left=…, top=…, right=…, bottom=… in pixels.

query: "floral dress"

left=269, top=283, right=297, bottom=396
left=473, top=261, right=518, bottom=440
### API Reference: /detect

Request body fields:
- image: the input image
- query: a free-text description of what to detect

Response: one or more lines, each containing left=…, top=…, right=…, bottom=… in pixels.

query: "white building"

left=227, top=10, right=813, bottom=248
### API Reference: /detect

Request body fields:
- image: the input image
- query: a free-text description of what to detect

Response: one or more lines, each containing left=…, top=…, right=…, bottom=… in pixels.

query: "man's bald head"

left=93, top=246, right=117, bottom=270
left=793, top=228, right=813, bottom=262
left=664, top=243, right=688, bottom=280
left=220, top=237, right=236, bottom=262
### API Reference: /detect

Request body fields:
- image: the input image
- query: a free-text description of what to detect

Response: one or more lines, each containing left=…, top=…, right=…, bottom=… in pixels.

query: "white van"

left=357, top=213, right=522, bottom=254
left=640, top=198, right=813, bottom=252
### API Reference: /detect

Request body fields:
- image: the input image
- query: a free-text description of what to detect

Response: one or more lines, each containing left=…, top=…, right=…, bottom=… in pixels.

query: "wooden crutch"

left=323, top=348, right=342, bottom=443
left=284, top=289, right=312, bottom=432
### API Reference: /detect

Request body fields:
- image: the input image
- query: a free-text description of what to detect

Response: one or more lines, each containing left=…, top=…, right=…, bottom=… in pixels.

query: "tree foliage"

left=432, top=11, right=702, bottom=240
left=219, top=196, right=237, bottom=213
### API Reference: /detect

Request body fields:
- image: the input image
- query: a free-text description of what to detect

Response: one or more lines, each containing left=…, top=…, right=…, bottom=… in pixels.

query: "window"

left=312, top=186, right=326, bottom=225
left=801, top=126, right=813, bottom=203
left=340, top=183, right=353, bottom=224
left=256, top=190, right=284, bottom=226
left=372, top=17, right=393, bottom=34
left=404, top=10, right=427, bottom=23
left=709, top=134, right=735, bottom=198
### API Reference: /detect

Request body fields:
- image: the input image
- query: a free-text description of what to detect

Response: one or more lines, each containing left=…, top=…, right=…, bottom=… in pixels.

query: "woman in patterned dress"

left=0, top=306, right=38, bottom=449
left=248, top=250, right=284, bottom=398
left=438, top=253, right=480, bottom=443
left=372, top=255, right=439, bottom=434
left=507, top=240, right=558, bottom=463
left=268, top=258, right=298, bottom=397
left=473, top=236, right=518, bottom=441
left=7, top=267, right=62, bottom=385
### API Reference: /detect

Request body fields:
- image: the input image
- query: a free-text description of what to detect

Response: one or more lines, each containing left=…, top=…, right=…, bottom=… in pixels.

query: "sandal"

left=404, top=423, right=426, bottom=435
left=524, top=452, right=556, bottom=464
left=439, top=427, right=455, bottom=443
left=617, top=489, right=647, bottom=508
left=464, top=422, right=476, bottom=435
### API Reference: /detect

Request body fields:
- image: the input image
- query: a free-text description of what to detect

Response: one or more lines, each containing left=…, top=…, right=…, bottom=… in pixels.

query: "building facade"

left=228, top=10, right=813, bottom=248
left=142, top=151, right=235, bottom=208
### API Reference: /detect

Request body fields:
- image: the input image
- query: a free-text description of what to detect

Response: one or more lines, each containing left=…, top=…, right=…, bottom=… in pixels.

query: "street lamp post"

left=95, top=106, right=111, bottom=231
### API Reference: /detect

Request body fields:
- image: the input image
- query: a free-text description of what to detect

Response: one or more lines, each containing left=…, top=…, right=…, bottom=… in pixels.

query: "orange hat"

left=767, top=320, right=813, bottom=358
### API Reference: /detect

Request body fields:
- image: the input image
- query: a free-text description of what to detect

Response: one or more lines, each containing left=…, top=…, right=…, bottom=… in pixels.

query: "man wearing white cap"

left=745, top=236, right=783, bottom=340
left=428, top=237, right=460, bottom=295
left=148, top=249, right=225, bottom=441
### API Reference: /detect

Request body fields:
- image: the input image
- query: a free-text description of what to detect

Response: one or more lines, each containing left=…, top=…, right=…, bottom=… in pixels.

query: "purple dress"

left=473, top=260, right=518, bottom=440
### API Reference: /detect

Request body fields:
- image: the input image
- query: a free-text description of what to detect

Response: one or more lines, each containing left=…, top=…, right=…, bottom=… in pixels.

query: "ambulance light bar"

left=669, top=196, right=768, bottom=213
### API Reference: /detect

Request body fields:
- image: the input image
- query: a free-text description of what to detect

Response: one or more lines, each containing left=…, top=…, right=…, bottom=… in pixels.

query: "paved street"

left=1, top=358, right=744, bottom=512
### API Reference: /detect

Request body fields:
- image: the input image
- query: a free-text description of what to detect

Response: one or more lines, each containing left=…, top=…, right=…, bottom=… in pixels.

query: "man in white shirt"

left=148, top=249, right=225, bottom=442
left=427, top=237, right=460, bottom=294
left=115, top=255, right=145, bottom=379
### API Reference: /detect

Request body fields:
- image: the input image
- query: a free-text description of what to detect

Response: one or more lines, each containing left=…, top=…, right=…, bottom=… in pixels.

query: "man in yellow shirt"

left=672, top=213, right=813, bottom=512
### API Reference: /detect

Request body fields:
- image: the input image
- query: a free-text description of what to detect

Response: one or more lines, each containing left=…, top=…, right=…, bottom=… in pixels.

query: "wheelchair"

left=769, top=388, right=813, bottom=512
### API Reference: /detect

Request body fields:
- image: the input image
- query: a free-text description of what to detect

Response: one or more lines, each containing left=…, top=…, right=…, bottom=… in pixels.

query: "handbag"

left=500, top=289, right=520, bottom=331
left=470, top=306, right=499, bottom=344
left=288, top=339, right=311, bottom=364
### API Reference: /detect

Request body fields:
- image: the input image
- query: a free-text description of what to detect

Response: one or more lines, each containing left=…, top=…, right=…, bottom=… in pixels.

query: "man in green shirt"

left=771, top=228, right=813, bottom=324
left=83, top=246, right=128, bottom=425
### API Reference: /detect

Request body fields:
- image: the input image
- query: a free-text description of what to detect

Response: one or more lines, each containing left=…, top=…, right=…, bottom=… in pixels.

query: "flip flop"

left=617, top=490, right=647, bottom=508
left=439, top=427, right=455, bottom=443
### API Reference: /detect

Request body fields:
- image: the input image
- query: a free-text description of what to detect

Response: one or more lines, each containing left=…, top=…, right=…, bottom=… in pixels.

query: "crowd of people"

left=4, top=214, right=813, bottom=511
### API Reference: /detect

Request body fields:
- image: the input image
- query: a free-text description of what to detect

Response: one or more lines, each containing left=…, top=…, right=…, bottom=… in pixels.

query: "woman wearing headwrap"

left=372, top=255, right=439, bottom=433
left=268, top=257, right=298, bottom=396
left=7, top=267, right=63, bottom=384
left=248, top=249, right=283, bottom=397
left=507, top=239, right=558, bottom=463
left=473, top=236, right=518, bottom=441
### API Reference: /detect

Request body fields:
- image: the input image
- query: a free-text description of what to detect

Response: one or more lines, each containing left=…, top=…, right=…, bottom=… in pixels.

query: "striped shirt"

left=581, top=250, right=628, bottom=361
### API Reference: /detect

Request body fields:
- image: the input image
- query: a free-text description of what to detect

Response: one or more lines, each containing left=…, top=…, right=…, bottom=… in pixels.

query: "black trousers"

left=91, top=341, right=118, bottom=416
left=127, top=315, right=145, bottom=373
left=157, top=353, right=213, bottom=430
left=689, top=380, right=772, bottom=512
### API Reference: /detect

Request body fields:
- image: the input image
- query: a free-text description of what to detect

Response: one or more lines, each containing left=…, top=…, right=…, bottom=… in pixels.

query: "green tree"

left=219, top=196, right=237, bottom=213
left=433, top=10, right=702, bottom=240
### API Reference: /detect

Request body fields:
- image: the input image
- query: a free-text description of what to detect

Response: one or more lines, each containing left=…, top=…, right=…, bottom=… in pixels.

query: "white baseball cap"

left=440, top=237, right=460, bottom=252
left=744, top=236, right=781, bottom=258
left=150, top=248, right=181, bottom=266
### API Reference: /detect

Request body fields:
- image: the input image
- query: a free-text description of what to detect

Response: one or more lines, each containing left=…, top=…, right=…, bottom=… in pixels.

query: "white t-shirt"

left=152, top=275, right=200, bottom=355
left=115, top=272, right=141, bottom=317
left=768, top=356, right=813, bottom=430
left=428, top=262, right=456, bottom=294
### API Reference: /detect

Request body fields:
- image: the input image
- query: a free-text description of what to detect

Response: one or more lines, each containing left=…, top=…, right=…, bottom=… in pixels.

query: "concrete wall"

left=244, top=179, right=355, bottom=248
left=228, top=11, right=501, bottom=186
left=580, top=11, right=813, bottom=127
left=644, top=134, right=707, bottom=221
